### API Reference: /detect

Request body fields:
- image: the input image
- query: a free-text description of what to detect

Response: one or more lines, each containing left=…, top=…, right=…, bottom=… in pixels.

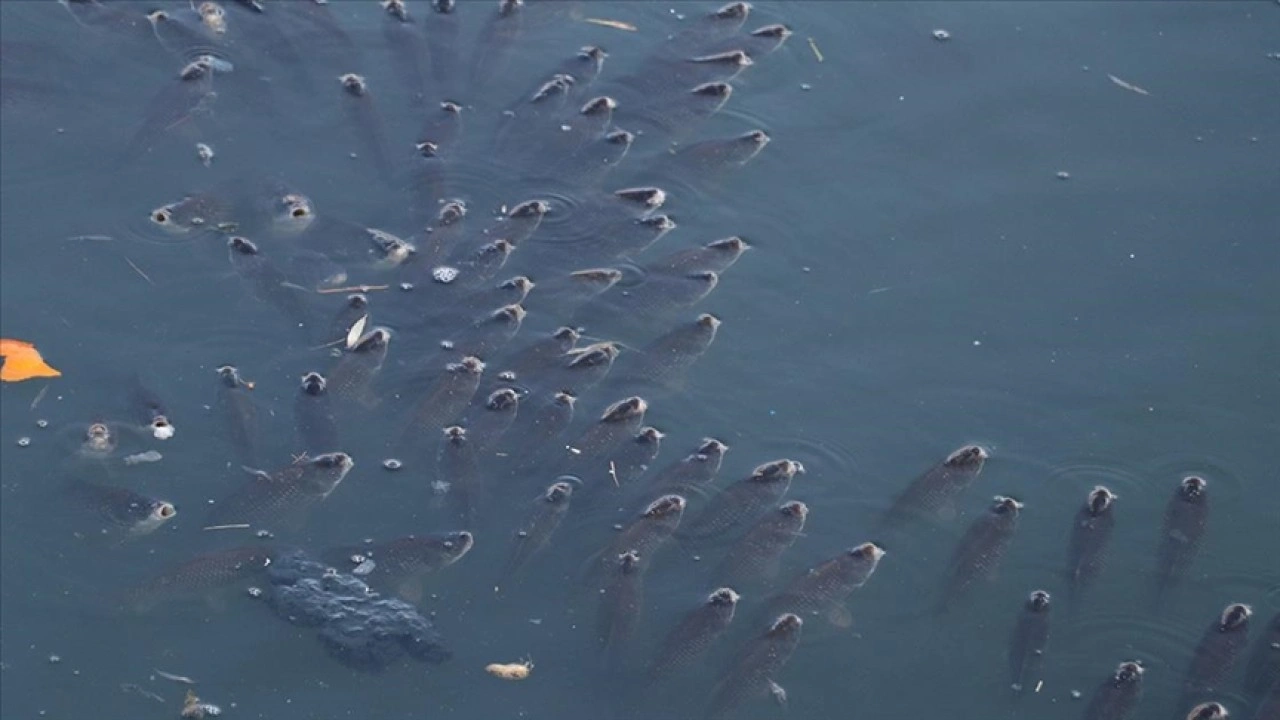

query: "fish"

left=121, top=545, right=276, bottom=613
left=69, top=421, right=120, bottom=460
left=500, top=481, right=574, bottom=582
left=1082, top=661, right=1145, bottom=720
left=483, top=200, right=550, bottom=248
left=226, top=236, right=313, bottom=331
left=619, top=50, right=753, bottom=102
left=505, top=390, right=576, bottom=469
left=469, top=0, right=525, bottom=92
left=337, top=73, right=395, bottom=186
left=611, top=426, right=664, bottom=486
left=880, top=444, right=990, bottom=527
left=611, top=313, right=721, bottom=391
left=402, top=356, right=486, bottom=455
left=645, top=587, right=739, bottom=684
left=445, top=304, right=526, bottom=360
left=439, top=426, right=481, bottom=525
left=714, top=500, right=808, bottom=588
left=447, top=239, right=517, bottom=290
left=596, top=495, right=686, bottom=576
left=326, top=327, right=391, bottom=407
left=293, top=371, right=338, bottom=455
left=148, top=183, right=237, bottom=237
left=414, top=197, right=468, bottom=269
left=1154, top=475, right=1210, bottom=601
left=526, top=187, right=667, bottom=265
left=366, top=228, right=417, bottom=271
left=671, top=129, right=770, bottom=177
left=643, top=236, right=749, bottom=275
left=939, top=496, right=1024, bottom=610
left=644, top=437, right=729, bottom=495
left=207, top=452, right=354, bottom=530
left=560, top=396, right=648, bottom=483
left=662, top=2, right=753, bottom=57
left=496, top=326, right=580, bottom=383
left=438, top=276, right=535, bottom=325
left=526, top=341, right=622, bottom=397
left=67, top=480, right=177, bottom=538
left=145, top=8, right=231, bottom=69
left=1008, top=590, right=1052, bottom=693
left=625, top=81, right=734, bottom=140
left=380, top=0, right=429, bottom=106
left=682, top=459, right=805, bottom=540
left=1244, top=612, right=1280, bottom=697
left=551, top=127, right=636, bottom=187
left=596, top=549, right=644, bottom=659
left=322, top=530, right=474, bottom=603
left=129, top=374, right=176, bottom=439
left=215, top=365, right=258, bottom=468
left=706, top=613, right=803, bottom=720
left=763, top=542, right=886, bottom=628
left=708, top=23, right=795, bottom=58
left=1181, top=604, right=1253, bottom=704
left=579, top=270, right=717, bottom=339
left=516, top=96, right=620, bottom=179
left=467, top=387, right=520, bottom=455
left=1065, top=485, right=1117, bottom=609
left=413, top=102, right=465, bottom=214
left=522, top=268, right=622, bottom=318
left=116, top=57, right=217, bottom=168
left=1185, top=703, right=1230, bottom=720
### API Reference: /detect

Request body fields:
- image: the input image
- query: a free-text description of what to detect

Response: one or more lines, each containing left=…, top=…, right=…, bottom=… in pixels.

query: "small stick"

left=808, top=37, right=824, bottom=63
left=584, top=18, right=637, bottom=31
left=202, top=523, right=251, bottom=531
left=153, top=669, right=196, bottom=684
left=123, top=256, right=155, bottom=285
left=316, top=284, right=390, bottom=294
left=30, top=384, right=49, bottom=411
left=609, top=461, right=619, bottom=488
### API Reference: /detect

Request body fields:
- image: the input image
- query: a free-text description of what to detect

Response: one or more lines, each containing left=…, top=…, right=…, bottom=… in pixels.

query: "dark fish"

left=402, top=356, right=485, bottom=454
left=1154, top=475, right=1210, bottom=600
left=597, top=495, right=687, bottom=574
left=485, top=199, right=549, bottom=247
left=880, top=444, right=990, bottom=527
left=1244, top=612, right=1280, bottom=697
left=644, top=236, right=749, bottom=275
left=1008, top=590, right=1052, bottom=693
left=446, top=304, right=526, bottom=359
left=501, top=481, right=574, bottom=582
left=1065, top=485, right=1117, bottom=608
left=940, top=496, right=1024, bottom=610
left=580, top=270, right=718, bottom=338
left=554, top=45, right=607, bottom=91
left=1185, top=703, right=1230, bottom=720
left=121, top=545, right=275, bottom=613
left=147, top=183, right=237, bottom=237
left=338, top=73, right=395, bottom=185
left=380, top=0, right=429, bottom=105
left=611, top=426, right=664, bottom=486
left=327, top=293, right=370, bottom=345
left=293, top=371, right=338, bottom=455
left=116, top=57, right=217, bottom=167
left=469, top=0, right=525, bottom=92
left=496, top=326, right=580, bottom=382
left=129, top=374, right=175, bottom=440
left=441, top=276, right=534, bottom=324
left=646, top=587, right=739, bottom=684
left=413, top=103, right=465, bottom=214
left=327, top=326, right=392, bottom=407
left=596, top=549, right=645, bottom=657
left=708, top=23, right=794, bottom=58
left=523, top=96, right=620, bottom=178
left=227, top=236, right=313, bottom=330
left=523, top=268, right=622, bottom=317
left=621, top=50, right=753, bottom=102
left=208, top=452, right=355, bottom=529
left=365, top=227, right=417, bottom=271
left=671, top=129, right=770, bottom=177
left=467, top=387, right=520, bottom=455
left=560, top=396, right=648, bottom=483
left=683, top=459, right=805, bottom=539
left=1082, top=661, right=1145, bottom=720
left=553, top=127, right=635, bottom=187
left=625, top=81, right=734, bottom=139
left=645, top=437, right=729, bottom=495
left=1182, top=604, right=1253, bottom=702
left=532, top=186, right=667, bottom=257
left=663, top=2, right=753, bottom=56
left=439, top=426, right=481, bottom=524
left=505, top=390, right=576, bottom=468
left=764, top=542, right=887, bottom=628
left=215, top=364, right=258, bottom=467
left=707, top=613, right=803, bottom=720
left=414, top=198, right=468, bottom=268
left=448, top=239, right=516, bottom=289
left=527, top=341, right=622, bottom=396
left=715, top=500, right=808, bottom=588
left=424, top=0, right=461, bottom=92
left=612, top=313, right=721, bottom=390
left=322, top=530, right=475, bottom=603
left=495, top=73, right=577, bottom=156
left=67, top=481, right=177, bottom=538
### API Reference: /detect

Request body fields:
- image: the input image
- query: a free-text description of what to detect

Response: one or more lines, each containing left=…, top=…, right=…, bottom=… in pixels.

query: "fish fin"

left=826, top=604, right=853, bottom=629
left=767, top=679, right=788, bottom=710
left=240, top=466, right=271, bottom=480
left=396, top=578, right=424, bottom=604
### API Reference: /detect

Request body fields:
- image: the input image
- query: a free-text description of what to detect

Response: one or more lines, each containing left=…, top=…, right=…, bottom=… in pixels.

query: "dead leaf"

left=0, top=339, right=62, bottom=382
left=346, top=314, right=369, bottom=349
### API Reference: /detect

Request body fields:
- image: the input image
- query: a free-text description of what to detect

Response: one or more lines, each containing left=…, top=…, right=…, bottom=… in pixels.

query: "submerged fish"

left=380, top=0, right=429, bottom=105
left=1154, top=475, right=1210, bottom=601
left=1082, top=661, right=1145, bottom=720
left=596, top=549, right=644, bottom=660
left=645, top=587, right=739, bottom=684
left=326, top=326, right=391, bottom=407
left=505, top=390, right=576, bottom=468
left=611, top=313, right=721, bottom=391
left=1244, top=612, right=1280, bottom=697
left=715, top=500, right=808, bottom=588
left=446, top=303, right=527, bottom=359
left=501, top=481, right=574, bottom=582
left=707, top=612, right=803, bottom=720
left=67, top=480, right=177, bottom=538
left=497, top=326, right=580, bottom=383
left=128, top=374, right=176, bottom=440
left=1181, top=604, right=1253, bottom=703
left=215, top=364, right=258, bottom=467
left=644, top=437, right=729, bottom=495
left=337, top=73, right=395, bottom=185
left=1065, top=485, right=1117, bottom=608
left=644, top=236, right=749, bottom=275
left=439, top=426, right=481, bottom=524
left=763, top=542, right=886, bottom=628
left=1008, top=590, right=1051, bottom=693
left=227, top=236, right=313, bottom=331
left=560, top=396, right=648, bottom=484
left=402, top=356, right=485, bottom=455
left=122, top=545, right=275, bottom=613
left=939, top=496, right=1023, bottom=609
left=611, top=426, right=664, bottom=486
left=683, top=459, right=805, bottom=539
left=322, top=530, right=474, bottom=603
left=527, top=341, right=623, bottom=397
left=1184, top=702, right=1230, bottom=720
left=293, top=371, right=338, bottom=455
left=597, top=495, right=687, bottom=575
left=467, top=387, right=520, bottom=455
left=469, top=0, right=525, bottom=92
left=208, top=452, right=354, bottom=529
left=881, top=444, right=990, bottom=527
left=116, top=56, right=217, bottom=167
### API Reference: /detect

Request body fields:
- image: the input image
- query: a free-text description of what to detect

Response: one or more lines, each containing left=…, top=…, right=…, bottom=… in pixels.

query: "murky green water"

left=2, top=2, right=1277, bottom=719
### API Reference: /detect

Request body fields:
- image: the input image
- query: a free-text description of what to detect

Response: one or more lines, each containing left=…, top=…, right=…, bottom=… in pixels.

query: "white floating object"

left=124, top=450, right=163, bottom=465
left=432, top=266, right=459, bottom=284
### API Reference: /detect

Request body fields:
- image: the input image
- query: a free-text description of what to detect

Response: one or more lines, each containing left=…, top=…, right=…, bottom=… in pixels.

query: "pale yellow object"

left=486, top=659, right=533, bottom=680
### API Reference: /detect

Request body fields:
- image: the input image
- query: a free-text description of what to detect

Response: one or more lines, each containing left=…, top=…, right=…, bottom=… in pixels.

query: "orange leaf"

left=0, top=338, right=62, bottom=382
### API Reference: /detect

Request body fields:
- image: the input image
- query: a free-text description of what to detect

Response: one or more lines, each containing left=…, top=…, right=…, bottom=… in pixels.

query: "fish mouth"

left=444, top=531, right=475, bottom=558
left=851, top=542, right=886, bottom=561
left=709, top=587, right=740, bottom=605
left=771, top=613, right=802, bottom=631
left=154, top=502, right=178, bottom=520
left=643, top=494, right=686, bottom=516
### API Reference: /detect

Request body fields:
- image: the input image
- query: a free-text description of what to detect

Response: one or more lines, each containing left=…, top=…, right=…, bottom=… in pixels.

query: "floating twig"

left=201, top=523, right=251, bottom=532
left=154, top=669, right=196, bottom=684
left=609, top=460, right=619, bottom=488
left=123, top=256, right=155, bottom=285
left=30, top=384, right=49, bottom=411
left=1107, top=73, right=1150, bottom=96
left=316, top=284, right=390, bottom=294
left=584, top=17, right=637, bottom=32
left=808, top=37, right=824, bottom=63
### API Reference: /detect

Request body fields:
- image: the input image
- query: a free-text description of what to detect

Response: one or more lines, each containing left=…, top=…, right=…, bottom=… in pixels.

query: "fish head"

left=227, top=235, right=259, bottom=257
left=605, top=129, right=635, bottom=148
left=544, top=481, right=574, bottom=503
left=713, top=2, right=752, bottom=21
left=709, top=236, right=749, bottom=255
left=553, top=390, right=577, bottom=408
left=452, top=356, right=486, bottom=376
left=1186, top=702, right=1229, bottom=720
left=991, top=495, right=1023, bottom=515
left=443, top=425, right=468, bottom=444
left=1220, top=603, right=1252, bottom=632
left=638, top=214, right=678, bottom=235
left=300, top=371, right=327, bottom=395
left=752, top=458, right=803, bottom=484
left=740, top=129, right=771, bottom=148
left=695, top=313, right=722, bottom=333
left=1113, top=661, right=1144, bottom=686
left=149, top=415, right=175, bottom=440
left=580, top=96, right=617, bottom=117
left=431, top=0, right=455, bottom=13
left=81, top=422, right=117, bottom=456
left=614, top=186, right=666, bottom=210
left=690, top=50, right=754, bottom=70
left=848, top=541, right=886, bottom=567
left=779, top=500, right=808, bottom=520
left=489, top=303, right=527, bottom=328
left=751, top=23, right=793, bottom=41
left=304, top=452, right=354, bottom=493
left=500, top=275, right=535, bottom=295
left=338, top=73, right=368, bottom=97
left=770, top=613, right=803, bottom=634
left=1026, top=589, right=1051, bottom=612
left=352, top=327, right=392, bottom=354
left=601, top=396, right=646, bottom=423
left=381, top=0, right=410, bottom=21
left=419, top=530, right=475, bottom=565
left=690, top=81, right=733, bottom=101
left=569, top=269, right=623, bottom=293
left=696, top=437, right=729, bottom=459
left=508, top=199, right=550, bottom=220
left=1179, top=475, right=1208, bottom=500
left=636, top=426, right=664, bottom=445
left=216, top=365, right=246, bottom=388
left=1087, top=485, right=1116, bottom=515
left=552, top=326, right=581, bottom=345
left=486, top=387, right=520, bottom=412
left=617, top=549, right=641, bottom=571
left=569, top=342, right=621, bottom=369
left=642, top=494, right=686, bottom=518
left=708, top=587, right=740, bottom=606
left=131, top=498, right=178, bottom=536
left=945, top=444, right=989, bottom=468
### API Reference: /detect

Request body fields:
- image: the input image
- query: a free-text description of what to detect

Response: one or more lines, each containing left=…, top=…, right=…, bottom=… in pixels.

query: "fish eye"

left=152, top=209, right=171, bottom=224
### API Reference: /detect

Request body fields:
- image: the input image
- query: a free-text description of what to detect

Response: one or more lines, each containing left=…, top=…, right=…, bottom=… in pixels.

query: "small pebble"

left=17, top=437, right=31, bottom=447
left=932, top=28, right=951, bottom=41
left=246, top=586, right=262, bottom=598
left=36, top=419, right=48, bottom=429
left=383, top=458, right=403, bottom=471
left=1056, top=171, right=1071, bottom=180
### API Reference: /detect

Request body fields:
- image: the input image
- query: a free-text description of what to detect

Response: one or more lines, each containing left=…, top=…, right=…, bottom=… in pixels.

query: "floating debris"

left=121, top=683, right=166, bottom=703
left=1107, top=73, right=1150, bottom=96
left=196, top=143, right=215, bottom=167
left=35, top=419, right=48, bottom=429
left=181, top=689, right=221, bottom=718
left=932, top=28, right=951, bottom=41
left=0, top=338, right=62, bottom=382
left=155, top=669, right=196, bottom=685
left=432, top=266, right=459, bottom=284
left=382, top=458, right=403, bottom=471
left=202, top=523, right=251, bottom=532
left=1056, top=171, right=1071, bottom=180
left=808, top=37, right=824, bottom=62
left=346, top=315, right=369, bottom=349
left=124, top=450, right=164, bottom=465
left=247, top=586, right=262, bottom=598
left=583, top=17, right=637, bottom=32
left=486, top=658, right=533, bottom=680
left=316, top=284, right=390, bottom=294
left=16, top=437, right=31, bottom=448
